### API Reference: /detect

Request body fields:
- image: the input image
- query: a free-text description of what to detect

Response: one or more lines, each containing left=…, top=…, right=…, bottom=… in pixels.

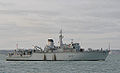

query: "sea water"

left=0, top=50, right=120, bottom=73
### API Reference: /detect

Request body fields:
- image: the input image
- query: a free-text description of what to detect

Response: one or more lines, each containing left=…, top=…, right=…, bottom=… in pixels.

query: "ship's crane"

left=33, top=45, right=43, bottom=51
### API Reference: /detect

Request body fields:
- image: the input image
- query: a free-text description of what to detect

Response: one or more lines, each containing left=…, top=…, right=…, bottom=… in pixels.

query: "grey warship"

left=6, top=30, right=110, bottom=61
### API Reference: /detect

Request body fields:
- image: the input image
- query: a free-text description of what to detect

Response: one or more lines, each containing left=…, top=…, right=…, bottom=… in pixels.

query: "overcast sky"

left=0, top=0, right=120, bottom=50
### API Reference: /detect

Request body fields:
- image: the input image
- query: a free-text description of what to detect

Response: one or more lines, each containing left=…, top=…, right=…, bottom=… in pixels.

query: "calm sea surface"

left=0, top=50, right=120, bottom=73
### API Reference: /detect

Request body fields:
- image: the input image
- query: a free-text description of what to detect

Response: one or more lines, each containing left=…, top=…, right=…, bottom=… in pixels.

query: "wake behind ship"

left=6, top=30, right=110, bottom=61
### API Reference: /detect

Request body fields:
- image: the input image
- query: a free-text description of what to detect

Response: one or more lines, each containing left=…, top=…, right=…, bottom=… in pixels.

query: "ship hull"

left=6, top=51, right=109, bottom=61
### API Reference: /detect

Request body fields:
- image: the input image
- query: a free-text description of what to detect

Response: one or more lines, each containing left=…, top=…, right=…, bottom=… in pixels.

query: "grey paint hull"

left=6, top=51, right=109, bottom=61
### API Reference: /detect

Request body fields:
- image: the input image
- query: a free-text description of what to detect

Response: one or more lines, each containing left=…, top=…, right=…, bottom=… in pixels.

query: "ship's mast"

left=59, top=29, right=63, bottom=48
left=16, top=43, right=18, bottom=49
left=108, top=43, right=111, bottom=51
